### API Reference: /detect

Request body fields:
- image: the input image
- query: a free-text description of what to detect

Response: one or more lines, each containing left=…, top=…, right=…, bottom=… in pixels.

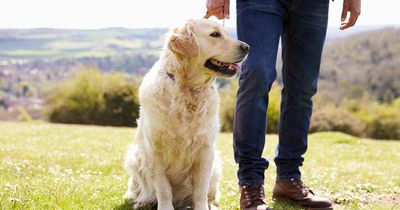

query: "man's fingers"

left=348, top=12, right=359, bottom=26
left=341, top=11, right=347, bottom=22
left=204, top=7, right=224, bottom=19
left=340, top=23, right=348, bottom=30
left=340, top=17, right=356, bottom=30
left=340, top=20, right=352, bottom=30
left=204, top=12, right=212, bottom=19
left=215, top=13, right=224, bottom=19
left=204, top=7, right=223, bottom=18
left=340, top=8, right=360, bottom=30
left=341, top=1, right=349, bottom=21
left=204, top=0, right=230, bottom=20
left=224, top=0, right=230, bottom=19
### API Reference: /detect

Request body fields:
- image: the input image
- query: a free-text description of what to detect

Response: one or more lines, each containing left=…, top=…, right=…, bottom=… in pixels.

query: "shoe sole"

left=272, top=196, right=333, bottom=210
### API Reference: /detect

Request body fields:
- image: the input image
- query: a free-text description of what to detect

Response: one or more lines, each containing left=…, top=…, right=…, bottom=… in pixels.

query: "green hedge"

left=310, top=105, right=365, bottom=137
left=45, top=68, right=140, bottom=127
left=219, top=80, right=400, bottom=140
left=46, top=72, right=400, bottom=140
left=353, top=99, right=400, bottom=139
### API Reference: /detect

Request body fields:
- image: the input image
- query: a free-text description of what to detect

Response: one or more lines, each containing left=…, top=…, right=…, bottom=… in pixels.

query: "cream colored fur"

left=124, top=19, right=247, bottom=210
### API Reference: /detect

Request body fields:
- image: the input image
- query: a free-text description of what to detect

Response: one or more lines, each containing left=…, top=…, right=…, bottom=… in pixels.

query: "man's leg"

left=234, top=0, right=285, bottom=186
left=234, top=2, right=287, bottom=209
left=275, top=0, right=329, bottom=181
left=273, top=0, right=332, bottom=209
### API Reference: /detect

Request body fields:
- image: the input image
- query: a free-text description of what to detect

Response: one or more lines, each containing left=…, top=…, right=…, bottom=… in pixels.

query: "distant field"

left=0, top=28, right=235, bottom=61
left=0, top=28, right=166, bottom=60
left=0, top=122, right=399, bottom=209
left=0, top=26, right=391, bottom=61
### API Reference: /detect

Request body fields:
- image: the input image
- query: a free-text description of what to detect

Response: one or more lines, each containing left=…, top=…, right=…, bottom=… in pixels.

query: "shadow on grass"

left=113, top=199, right=298, bottom=210
left=270, top=199, right=300, bottom=210
left=113, top=200, right=157, bottom=210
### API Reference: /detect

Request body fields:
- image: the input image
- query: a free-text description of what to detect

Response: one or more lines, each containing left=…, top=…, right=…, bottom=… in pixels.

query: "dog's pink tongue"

left=211, top=59, right=241, bottom=72
left=231, top=63, right=241, bottom=72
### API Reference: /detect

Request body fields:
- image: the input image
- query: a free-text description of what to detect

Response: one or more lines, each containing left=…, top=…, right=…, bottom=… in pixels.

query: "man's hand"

left=340, top=0, right=361, bottom=30
left=204, top=0, right=230, bottom=20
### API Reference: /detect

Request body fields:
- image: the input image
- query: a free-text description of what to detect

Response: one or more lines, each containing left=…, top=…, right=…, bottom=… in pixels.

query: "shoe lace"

left=242, top=185, right=266, bottom=207
left=290, top=179, right=314, bottom=196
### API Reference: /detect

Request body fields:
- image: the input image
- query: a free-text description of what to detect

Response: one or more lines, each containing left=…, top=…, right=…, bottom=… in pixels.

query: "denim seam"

left=276, top=14, right=290, bottom=174
left=239, top=179, right=264, bottom=186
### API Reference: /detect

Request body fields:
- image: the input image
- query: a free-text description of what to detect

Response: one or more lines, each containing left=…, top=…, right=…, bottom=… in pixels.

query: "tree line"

left=45, top=68, right=400, bottom=140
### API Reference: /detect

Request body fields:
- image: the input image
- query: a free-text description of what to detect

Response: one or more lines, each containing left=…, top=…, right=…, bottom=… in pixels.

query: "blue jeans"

left=233, top=0, right=329, bottom=185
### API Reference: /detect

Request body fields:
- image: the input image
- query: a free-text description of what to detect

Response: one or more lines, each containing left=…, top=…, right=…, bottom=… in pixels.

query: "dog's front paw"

left=157, top=202, right=174, bottom=210
left=194, top=203, right=209, bottom=210
left=124, top=190, right=139, bottom=200
left=209, top=203, right=218, bottom=210
left=133, top=202, right=145, bottom=209
left=133, top=201, right=156, bottom=210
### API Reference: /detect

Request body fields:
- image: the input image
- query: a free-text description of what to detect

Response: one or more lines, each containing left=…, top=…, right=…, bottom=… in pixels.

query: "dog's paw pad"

left=133, top=202, right=145, bottom=209
left=133, top=201, right=156, bottom=210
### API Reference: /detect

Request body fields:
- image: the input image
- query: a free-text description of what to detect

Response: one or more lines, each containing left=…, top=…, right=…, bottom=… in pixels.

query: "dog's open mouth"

left=204, top=58, right=241, bottom=76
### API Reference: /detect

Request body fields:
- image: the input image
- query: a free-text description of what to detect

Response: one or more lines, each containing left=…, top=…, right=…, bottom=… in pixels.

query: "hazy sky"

left=0, top=0, right=399, bottom=29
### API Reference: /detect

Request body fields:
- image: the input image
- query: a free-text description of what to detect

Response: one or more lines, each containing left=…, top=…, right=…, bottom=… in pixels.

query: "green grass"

left=0, top=122, right=399, bottom=210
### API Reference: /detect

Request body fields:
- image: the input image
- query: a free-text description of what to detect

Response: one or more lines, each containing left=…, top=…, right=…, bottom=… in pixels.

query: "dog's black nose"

left=240, top=43, right=250, bottom=53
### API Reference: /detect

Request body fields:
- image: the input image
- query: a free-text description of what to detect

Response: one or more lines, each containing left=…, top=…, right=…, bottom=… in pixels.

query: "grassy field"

left=0, top=122, right=399, bottom=210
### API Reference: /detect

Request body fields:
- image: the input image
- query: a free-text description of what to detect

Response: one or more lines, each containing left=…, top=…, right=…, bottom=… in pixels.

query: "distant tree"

left=310, top=105, right=366, bottom=137
left=97, top=74, right=140, bottom=126
left=17, top=106, right=32, bottom=122
left=320, top=28, right=400, bottom=102
left=12, top=81, right=37, bottom=97
left=266, top=85, right=281, bottom=133
left=383, top=89, right=394, bottom=104
left=219, top=82, right=237, bottom=132
left=367, top=116, right=400, bottom=140
left=0, top=78, right=9, bottom=91
left=45, top=67, right=140, bottom=127
left=0, top=91, right=6, bottom=109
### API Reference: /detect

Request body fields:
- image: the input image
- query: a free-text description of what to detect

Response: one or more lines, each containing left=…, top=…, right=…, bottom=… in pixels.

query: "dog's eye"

left=210, top=31, right=221, bottom=38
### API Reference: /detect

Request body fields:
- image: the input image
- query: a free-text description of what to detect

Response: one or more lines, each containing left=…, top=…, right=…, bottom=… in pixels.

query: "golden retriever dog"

left=124, top=19, right=249, bottom=210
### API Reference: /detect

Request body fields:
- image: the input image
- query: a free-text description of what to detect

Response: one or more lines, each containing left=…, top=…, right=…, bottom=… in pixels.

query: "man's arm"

left=340, top=0, right=361, bottom=30
left=204, top=0, right=230, bottom=19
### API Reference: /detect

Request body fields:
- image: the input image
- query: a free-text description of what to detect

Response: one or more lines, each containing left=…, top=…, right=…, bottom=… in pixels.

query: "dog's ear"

left=168, top=21, right=199, bottom=57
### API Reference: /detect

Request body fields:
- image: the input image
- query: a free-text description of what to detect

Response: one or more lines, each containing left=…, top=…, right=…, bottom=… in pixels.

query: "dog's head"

left=167, top=19, right=249, bottom=77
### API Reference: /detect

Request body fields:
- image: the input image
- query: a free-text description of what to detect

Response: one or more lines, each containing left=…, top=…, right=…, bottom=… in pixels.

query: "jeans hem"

left=238, top=180, right=265, bottom=186
left=276, top=175, right=301, bottom=181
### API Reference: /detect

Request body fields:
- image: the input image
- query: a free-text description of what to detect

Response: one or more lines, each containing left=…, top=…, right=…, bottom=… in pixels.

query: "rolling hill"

left=319, top=27, right=400, bottom=101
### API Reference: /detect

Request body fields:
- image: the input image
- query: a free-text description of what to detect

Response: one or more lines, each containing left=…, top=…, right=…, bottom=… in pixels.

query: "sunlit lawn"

left=0, top=122, right=399, bottom=209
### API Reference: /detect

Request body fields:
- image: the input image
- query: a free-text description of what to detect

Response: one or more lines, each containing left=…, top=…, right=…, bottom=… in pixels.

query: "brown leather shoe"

left=240, top=185, right=270, bottom=210
left=272, top=179, right=333, bottom=210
